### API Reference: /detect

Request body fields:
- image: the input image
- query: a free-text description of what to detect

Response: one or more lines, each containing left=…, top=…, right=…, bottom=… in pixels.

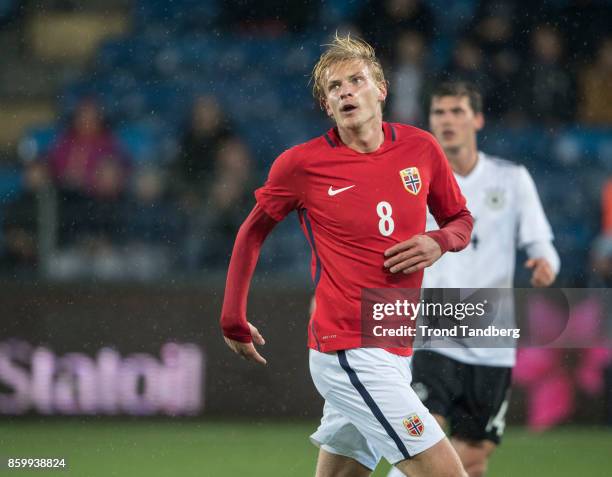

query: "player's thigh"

left=395, top=437, right=467, bottom=477
left=311, top=400, right=381, bottom=471
left=449, top=365, right=511, bottom=445
left=312, top=348, right=446, bottom=466
left=315, top=447, right=372, bottom=477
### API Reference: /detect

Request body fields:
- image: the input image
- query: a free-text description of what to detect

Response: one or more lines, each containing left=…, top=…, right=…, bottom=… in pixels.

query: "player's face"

left=323, top=60, right=387, bottom=130
left=429, top=96, right=484, bottom=153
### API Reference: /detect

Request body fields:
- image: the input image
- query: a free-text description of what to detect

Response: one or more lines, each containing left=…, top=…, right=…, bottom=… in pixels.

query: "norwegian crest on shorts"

left=403, top=413, right=425, bottom=437
left=399, top=167, right=421, bottom=195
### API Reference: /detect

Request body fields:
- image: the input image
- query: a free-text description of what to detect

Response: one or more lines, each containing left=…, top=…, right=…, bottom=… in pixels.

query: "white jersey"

left=421, top=152, right=555, bottom=367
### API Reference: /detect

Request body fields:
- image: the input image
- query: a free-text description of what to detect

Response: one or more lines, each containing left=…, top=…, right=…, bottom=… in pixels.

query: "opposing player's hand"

left=384, top=235, right=442, bottom=274
left=525, top=258, right=555, bottom=287
left=223, top=322, right=267, bottom=365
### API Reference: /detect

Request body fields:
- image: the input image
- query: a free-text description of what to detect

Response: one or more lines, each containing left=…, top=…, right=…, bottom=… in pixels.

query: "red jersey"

left=222, top=122, right=472, bottom=356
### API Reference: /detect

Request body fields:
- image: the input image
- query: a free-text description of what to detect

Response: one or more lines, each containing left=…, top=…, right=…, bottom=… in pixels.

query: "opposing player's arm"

left=516, top=166, right=560, bottom=287
left=524, top=241, right=560, bottom=287
left=384, top=137, right=473, bottom=274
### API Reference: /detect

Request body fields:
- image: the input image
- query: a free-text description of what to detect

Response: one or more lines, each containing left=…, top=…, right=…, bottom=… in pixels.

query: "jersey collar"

left=325, top=122, right=396, bottom=153
left=456, top=151, right=486, bottom=185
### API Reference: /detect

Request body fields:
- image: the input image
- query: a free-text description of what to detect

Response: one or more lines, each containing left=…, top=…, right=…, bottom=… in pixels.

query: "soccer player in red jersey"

left=220, top=34, right=473, bottom=477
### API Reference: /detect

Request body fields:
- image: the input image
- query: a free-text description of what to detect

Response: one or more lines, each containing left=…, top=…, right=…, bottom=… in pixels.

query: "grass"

left=0, top=420, right=610, bottom=476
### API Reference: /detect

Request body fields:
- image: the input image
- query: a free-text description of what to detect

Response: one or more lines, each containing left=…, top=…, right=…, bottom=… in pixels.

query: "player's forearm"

left=525, top=240, right=561, bottom=275
left=220, top=204, right=278, bottom=342
left=426, top=208, right=474, bottom=254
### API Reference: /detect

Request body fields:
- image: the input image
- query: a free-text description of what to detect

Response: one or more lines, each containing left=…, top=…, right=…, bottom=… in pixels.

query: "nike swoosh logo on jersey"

left=328, top=185, right=355, bottom=196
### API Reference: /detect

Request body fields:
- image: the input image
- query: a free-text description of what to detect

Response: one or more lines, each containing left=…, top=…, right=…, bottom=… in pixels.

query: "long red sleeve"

left=220, top=204, right=278, bottom=343
left=426, top=208, right=474, bottom=253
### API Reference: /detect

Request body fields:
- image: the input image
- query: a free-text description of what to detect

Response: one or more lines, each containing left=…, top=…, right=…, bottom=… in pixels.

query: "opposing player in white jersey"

left=387, top=81, right=560, bottom=477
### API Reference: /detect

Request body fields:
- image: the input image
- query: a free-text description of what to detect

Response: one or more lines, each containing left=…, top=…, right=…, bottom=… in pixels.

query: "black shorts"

left=411, top=350, right=511, bottom=445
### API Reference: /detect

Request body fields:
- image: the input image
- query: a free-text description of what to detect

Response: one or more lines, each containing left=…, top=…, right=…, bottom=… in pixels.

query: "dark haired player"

left=388, top=82, right=559, bottom=477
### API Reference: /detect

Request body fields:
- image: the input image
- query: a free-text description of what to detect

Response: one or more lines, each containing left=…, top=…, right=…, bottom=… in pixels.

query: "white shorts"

left=309, top=348, right=445, bottom=470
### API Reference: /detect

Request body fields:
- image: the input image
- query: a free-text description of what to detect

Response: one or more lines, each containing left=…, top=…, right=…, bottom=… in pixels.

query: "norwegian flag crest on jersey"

left=399, top=167, right=421, bottom=195
left=403, top=413, right=425, bottom=437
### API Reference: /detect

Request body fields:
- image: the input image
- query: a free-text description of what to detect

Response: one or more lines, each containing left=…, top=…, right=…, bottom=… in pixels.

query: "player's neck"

left=336, top=118, right=385, bottom=153
left=447, top=147, right=479, bottom=177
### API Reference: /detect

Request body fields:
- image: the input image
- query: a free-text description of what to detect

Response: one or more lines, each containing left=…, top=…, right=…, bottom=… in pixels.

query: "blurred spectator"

left=555, top=0, right=612, bottom=65
left=44, top=98, right=131, bottom=245
left=520, top=25, right=575, bottom=125
left=36, top=99, right=132, bottom=280
left=357, top=0, right=435, bottom=63
left=437, top=37, right=493, bottom=104
left=470, top=0, right=543, bottom=44
left=578, top=37, right=612, bottom=126
left=174, top=95, right=253, bottom=271
left=173, top=95, right=233, bottom=215
left=469, top=6, right=523, bottom=118
left=183, top=137, right=253, bottom=270
left=47, top=99, right=130, bottom=201
left=389, top=30, right=427, bottom=125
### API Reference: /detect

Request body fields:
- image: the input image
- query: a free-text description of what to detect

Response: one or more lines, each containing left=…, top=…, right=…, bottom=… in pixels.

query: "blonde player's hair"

left=311, top=33, right=387, bottom=110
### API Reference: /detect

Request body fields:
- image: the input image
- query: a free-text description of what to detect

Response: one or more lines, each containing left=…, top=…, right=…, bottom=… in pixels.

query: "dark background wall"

left=0, top=281, right=322, bottom=417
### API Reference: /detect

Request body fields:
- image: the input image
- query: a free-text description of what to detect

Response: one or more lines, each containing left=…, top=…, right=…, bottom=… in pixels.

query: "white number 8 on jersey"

left=376, top=201, right=394, bottom=236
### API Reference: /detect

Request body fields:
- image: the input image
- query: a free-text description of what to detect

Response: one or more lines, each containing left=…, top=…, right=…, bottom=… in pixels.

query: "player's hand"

left=384, top=235, right=442, bottom=274
left=223, top=322, right=267, bottom=365
left=525, top=258, right=555, bottom=287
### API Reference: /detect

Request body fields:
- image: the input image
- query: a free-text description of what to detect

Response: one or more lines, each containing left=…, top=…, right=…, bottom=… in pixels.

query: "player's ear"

left=474, top=112, right=485, bottom=131
left=377, top=81, right=388, bottom=102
